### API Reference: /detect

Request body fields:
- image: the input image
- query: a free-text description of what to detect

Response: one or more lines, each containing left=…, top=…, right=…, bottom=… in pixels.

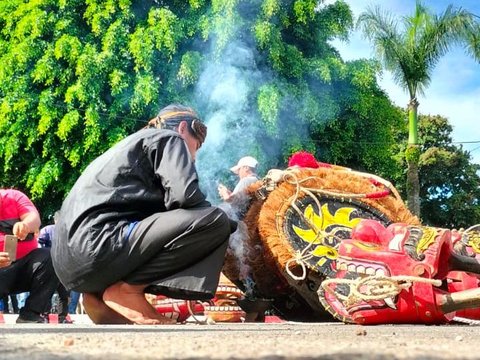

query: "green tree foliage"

left=391, top=114, right=480, bottom=228
left=197, top=0, right=404, bottom=192
left=0, top=0, right=208, bottom=217
left=0, top=0, right=407, bottom=219
left=357, top=1, right=480, bottom=216
left=317, top=59, right=404, bottom=177
left=418, top=115, right=480, bottom=228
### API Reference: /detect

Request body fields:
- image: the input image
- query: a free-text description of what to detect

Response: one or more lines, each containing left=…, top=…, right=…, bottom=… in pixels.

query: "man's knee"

left=27, top=248, right=56, bottom=277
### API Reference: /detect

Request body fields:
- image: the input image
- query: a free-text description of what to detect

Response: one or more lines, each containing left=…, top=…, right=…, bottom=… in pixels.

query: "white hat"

left=230, top=156, right=258, bottom=174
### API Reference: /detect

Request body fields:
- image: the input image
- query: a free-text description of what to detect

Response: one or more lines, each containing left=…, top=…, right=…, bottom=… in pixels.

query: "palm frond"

left=357, top=5, right=416, bottom=99
left=463, top=20, right=480, bottom=61
left=357, top=1, right=480, bottom=100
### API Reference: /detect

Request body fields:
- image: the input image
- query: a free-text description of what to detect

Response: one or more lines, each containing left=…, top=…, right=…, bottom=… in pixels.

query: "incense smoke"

left=195, top=40, right=265, bottom=203
left=193, top=39, right=266, bottom=294
left=191, top=7, right=315, bottom=295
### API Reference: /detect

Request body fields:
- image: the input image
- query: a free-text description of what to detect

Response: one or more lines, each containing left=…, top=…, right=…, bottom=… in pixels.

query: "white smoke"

left=218, top=202, right=255, bottom=293
left=195, top=40, right=265, bottom=203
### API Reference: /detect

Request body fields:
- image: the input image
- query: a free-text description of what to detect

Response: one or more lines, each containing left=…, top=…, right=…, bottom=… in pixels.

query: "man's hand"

left=0, top=252, right=12, bottom=268
left=217, top=184, right=232, bottom=201
left=12, top=221, right=30, bottom=240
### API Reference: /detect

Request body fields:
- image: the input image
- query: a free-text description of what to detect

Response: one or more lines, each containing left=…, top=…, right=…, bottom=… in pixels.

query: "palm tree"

left=357, top=2, right=479, bottom=216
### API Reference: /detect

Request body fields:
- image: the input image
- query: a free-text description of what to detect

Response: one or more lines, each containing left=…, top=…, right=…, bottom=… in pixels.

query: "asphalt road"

left=1, top=320, right=479, bottom=360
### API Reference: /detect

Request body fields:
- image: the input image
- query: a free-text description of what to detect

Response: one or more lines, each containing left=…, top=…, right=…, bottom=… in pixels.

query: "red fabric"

left=0, top=189, right=39, bottom=260
left=288, top=151, right=319, bottom=168
left=365, top=190, right=391, bottom=199
left=288, top=151, right=335, bottom=169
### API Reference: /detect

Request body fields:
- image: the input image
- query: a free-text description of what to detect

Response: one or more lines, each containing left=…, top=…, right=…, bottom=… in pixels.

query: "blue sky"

left=329, top=0, right=480, bottom=165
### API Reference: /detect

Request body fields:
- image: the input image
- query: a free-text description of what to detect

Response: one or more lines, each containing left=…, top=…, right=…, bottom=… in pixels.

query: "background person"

left=52, top=104, right=236, bottom=325
left=68, top=290, right=81, bottom=314
left=38, top=212, right=72, bottom=323
left=0, top=189, right=59, bottom=323
left=218, top=156, right=259, bottom=218
left=0, top=294, right=18, bottom=314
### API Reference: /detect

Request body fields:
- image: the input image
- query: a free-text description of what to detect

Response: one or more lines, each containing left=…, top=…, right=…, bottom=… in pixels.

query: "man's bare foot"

left=103, top=282, right=177, bottom=325
left=83, top=292, right=133, bottom=324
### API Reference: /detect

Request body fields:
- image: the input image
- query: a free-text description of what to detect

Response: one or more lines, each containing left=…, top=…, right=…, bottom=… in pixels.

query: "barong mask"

left=448, top=224, right=480, bottom=320
left=319, top=219, right=480, bottom=324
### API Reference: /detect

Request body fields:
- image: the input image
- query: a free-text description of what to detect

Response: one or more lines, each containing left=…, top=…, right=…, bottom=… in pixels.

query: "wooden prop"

left=204, top=274, right=246, bottom=323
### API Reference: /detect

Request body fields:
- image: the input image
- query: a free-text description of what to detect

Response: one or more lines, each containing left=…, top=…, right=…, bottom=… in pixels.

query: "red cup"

left=48, top=313, right=59, bottom=324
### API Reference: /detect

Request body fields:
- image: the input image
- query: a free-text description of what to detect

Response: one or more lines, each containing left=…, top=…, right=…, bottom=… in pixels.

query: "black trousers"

left=72, top=207, right=232, bottom=300
left=1, top=294, right=18, bottom=313
left=53, top=283, right=70, bottom=317
left=0, top=248, right=59, bottom=315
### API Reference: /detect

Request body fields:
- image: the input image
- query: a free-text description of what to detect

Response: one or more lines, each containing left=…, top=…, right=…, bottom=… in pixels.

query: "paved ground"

left=1, top=316, right=480, bottom=359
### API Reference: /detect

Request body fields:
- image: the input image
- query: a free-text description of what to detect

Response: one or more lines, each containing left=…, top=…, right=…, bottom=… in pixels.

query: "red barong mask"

left=320, top=220, right=480, bottom=324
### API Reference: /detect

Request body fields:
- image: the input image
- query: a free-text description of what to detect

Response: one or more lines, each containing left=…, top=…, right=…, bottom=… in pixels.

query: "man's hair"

left=145, top=104, right=207, bottom=145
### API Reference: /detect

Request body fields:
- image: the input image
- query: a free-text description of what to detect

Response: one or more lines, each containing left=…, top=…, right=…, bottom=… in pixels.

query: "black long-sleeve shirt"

left=53, top=128, right=209, bottom=281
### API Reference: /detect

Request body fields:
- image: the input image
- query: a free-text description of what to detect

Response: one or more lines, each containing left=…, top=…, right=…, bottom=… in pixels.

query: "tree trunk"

left=408, top=98, right=419, bottom=144
left=406, top=98, right=420, bottom=217
left=406, top=153, right=420, bottom=216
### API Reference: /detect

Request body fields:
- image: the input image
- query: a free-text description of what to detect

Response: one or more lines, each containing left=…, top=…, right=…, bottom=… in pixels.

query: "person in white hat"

left=218, top=156, right=259, bottom=217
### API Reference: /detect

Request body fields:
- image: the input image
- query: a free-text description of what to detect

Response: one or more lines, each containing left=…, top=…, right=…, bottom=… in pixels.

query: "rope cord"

left=320, top=275, right=442, bottom=307
left=281, top=170, right=342, bottom=281
left=283, top=169, right=394, bottom=202
left=348, top=170, right=403, bottom=202
left=465, top=224, right=480, bottom=233
left=277, top=169, right=394, bottom=282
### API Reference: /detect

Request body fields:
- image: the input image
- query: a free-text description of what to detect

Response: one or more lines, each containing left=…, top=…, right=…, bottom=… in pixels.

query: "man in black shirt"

left=52, top=104, right=235, bottom=325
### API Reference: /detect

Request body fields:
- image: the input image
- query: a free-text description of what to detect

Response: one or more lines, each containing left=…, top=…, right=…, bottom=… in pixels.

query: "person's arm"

left=229, top=177, right=258, bottom=201
left=10, top=190, right=41, bottom=240
left=149, top=135, right=210, bottom=210
left=218, top=176, right=256, bottom=203
left=219, top=177, right=258, bottom=208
